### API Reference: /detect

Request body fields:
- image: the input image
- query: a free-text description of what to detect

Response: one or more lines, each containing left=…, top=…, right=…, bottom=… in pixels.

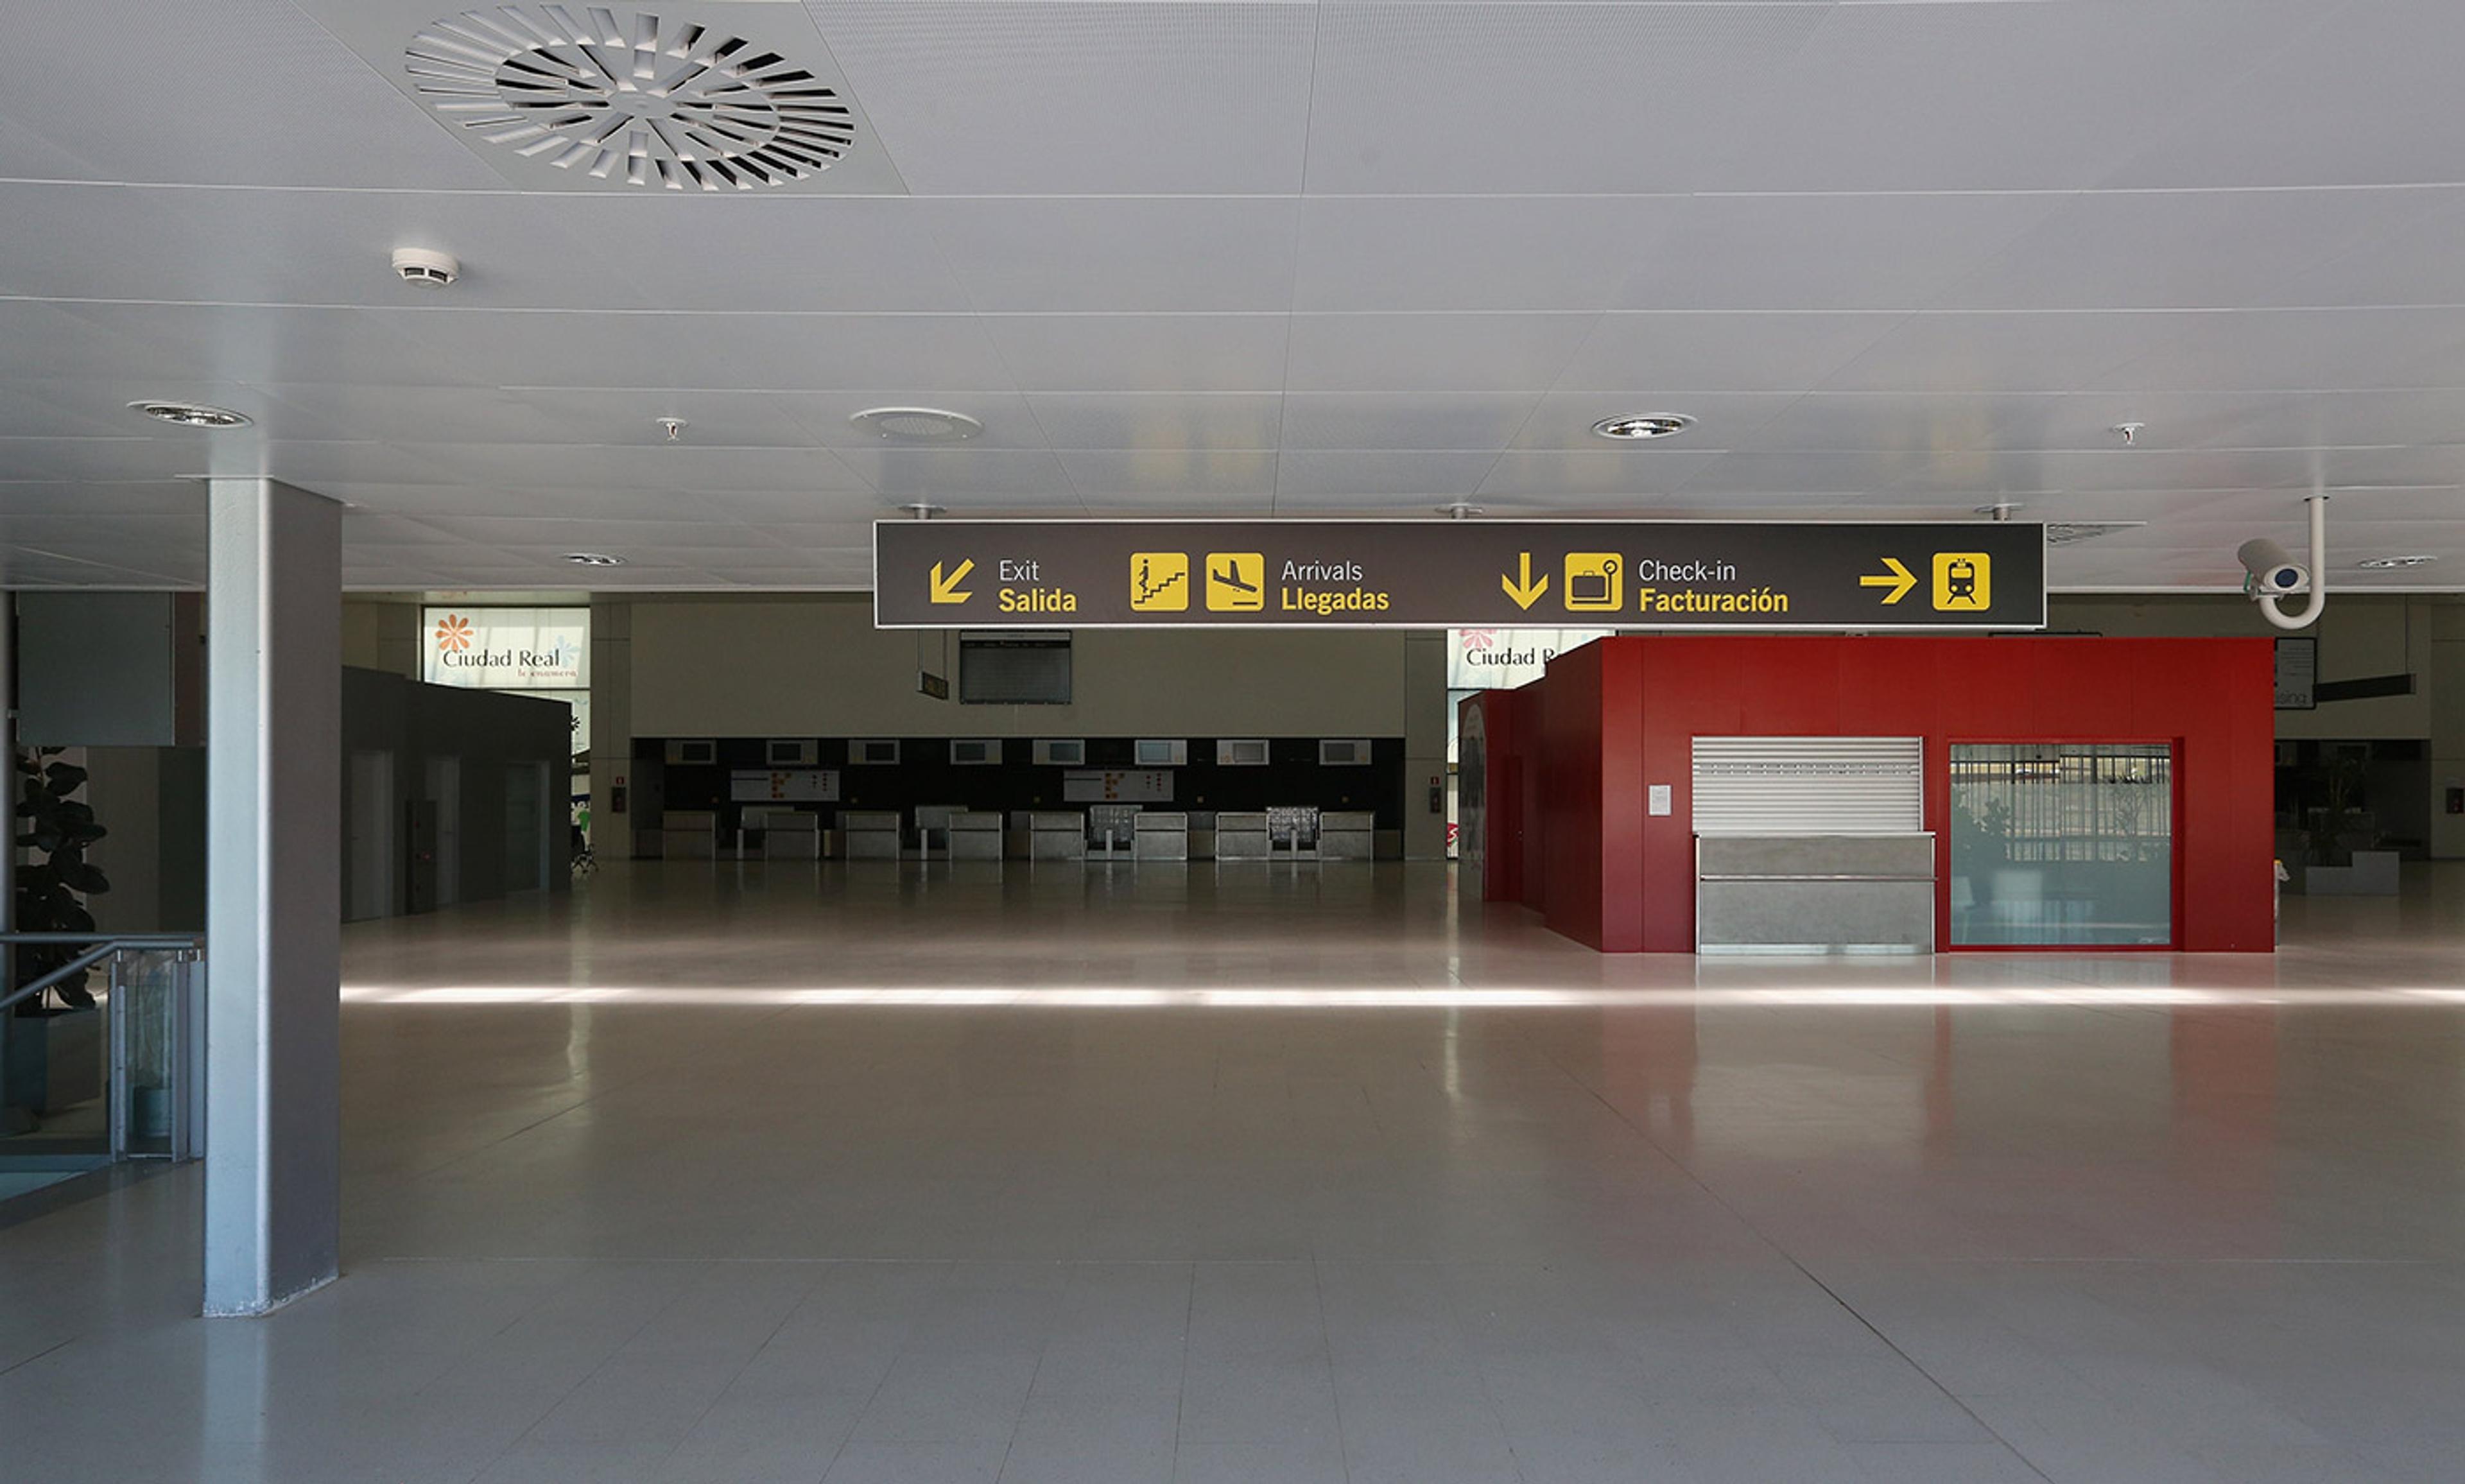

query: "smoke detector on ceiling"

left=404, top=6, right=857, bottom=191
left=392, top=247, right=459, bottom=288
left=851, top=408, right=983, bottom=442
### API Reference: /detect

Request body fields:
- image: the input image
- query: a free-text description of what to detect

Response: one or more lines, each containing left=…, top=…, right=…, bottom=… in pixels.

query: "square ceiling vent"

left=297, top=0, right=908, bottom=193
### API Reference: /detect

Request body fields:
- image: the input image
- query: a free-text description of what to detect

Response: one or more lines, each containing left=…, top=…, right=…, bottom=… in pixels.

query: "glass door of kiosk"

left=1949, top=743, right=2175, bottom=947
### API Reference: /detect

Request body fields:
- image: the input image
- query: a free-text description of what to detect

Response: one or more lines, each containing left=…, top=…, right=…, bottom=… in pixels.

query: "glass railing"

left=0, top=935, right=202, bottom=1198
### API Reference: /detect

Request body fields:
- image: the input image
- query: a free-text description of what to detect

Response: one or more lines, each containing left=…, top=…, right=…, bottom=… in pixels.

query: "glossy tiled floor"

left=5, top=861, right=2464, bottom=1483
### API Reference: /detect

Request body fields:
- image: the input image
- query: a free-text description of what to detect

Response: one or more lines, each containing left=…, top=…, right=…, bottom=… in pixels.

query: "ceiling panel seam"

left=1274, top=0, right=1328, bottom=512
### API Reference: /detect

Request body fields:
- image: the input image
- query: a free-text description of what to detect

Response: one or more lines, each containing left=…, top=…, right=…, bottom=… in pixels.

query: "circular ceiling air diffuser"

left=406, top=7, right=856, bottom=190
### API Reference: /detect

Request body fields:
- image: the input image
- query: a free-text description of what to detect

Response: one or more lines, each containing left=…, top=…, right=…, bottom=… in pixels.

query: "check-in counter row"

left=1214, top=810, right=1374, bottom=859
left=638, top=807, right=1385, bottom=861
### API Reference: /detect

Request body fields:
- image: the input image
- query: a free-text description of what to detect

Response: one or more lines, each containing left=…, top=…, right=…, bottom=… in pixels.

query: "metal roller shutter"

left=1691, top=736, right=1924, bottom=835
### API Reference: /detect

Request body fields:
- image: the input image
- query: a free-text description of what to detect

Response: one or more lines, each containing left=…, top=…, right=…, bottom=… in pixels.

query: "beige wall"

left=628, top=595, right=1426, bottom=739
left=385, top=589, right=2461, bottom=859
left=340, top=600, right=419, bottom=679
left=618, top=595, right=1451, bottom=856
left=2048, top=594, right=2446, bottom=741
left=2051, top=592, right=2463, bottom=856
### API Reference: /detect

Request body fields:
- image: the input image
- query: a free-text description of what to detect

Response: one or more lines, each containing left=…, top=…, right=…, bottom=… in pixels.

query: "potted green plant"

left=3, top=748, right=110, bottom=1123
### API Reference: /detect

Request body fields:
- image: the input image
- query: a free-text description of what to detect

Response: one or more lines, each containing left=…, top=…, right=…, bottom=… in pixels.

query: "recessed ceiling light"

left=2357, top=555, right=2438, bottom=569
left=2045, top=521, right=2145, bottom=546
left=563, top=552, right=627, bottom=567
left=130, top=401, right=250, bottom=429
left=851, top=407, right=983, bottom=442
left=1591, top=414, right=1695, bottom=442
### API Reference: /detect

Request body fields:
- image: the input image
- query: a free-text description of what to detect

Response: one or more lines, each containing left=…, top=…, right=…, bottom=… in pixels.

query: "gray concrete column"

left=588, top=597, right=632, bottom=860
left=1403, top=631, right=1449, bottom=861
left=2432, top=602, right=2465, bottom=859
left=1, top=592, right=17, bottom=1133
left=203, top=479, right=342, bottom=1317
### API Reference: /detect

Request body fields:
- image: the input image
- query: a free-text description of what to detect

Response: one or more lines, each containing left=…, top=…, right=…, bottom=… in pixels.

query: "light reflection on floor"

left=342, top=982, right=2465, bottom=1007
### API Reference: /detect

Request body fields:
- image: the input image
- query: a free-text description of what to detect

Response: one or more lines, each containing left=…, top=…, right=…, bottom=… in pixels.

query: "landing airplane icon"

left=1205, top=552, right=1267, bottom=611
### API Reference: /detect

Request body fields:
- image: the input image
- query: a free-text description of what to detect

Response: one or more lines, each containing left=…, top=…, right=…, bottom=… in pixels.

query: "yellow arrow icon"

left=1501, top=551, right=1548, bottom=610
left=1860, top=556, right=1916, bottom=605
left=929, top=558, right=975, bottom=605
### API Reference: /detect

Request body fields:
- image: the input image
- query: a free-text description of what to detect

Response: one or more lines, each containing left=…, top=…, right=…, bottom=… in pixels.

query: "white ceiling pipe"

left=2253, top=494, right=2328, bottom=631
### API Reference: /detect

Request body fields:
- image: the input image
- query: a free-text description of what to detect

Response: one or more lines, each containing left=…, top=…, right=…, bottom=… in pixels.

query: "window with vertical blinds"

left=1948, top=743, right=2172, bottom=945
left=1691, top=737, right=1924, bottom=834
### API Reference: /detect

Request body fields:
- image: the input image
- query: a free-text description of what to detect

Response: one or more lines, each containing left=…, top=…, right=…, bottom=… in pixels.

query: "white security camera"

left=2237, top=537, right=2308, bottom=596
left=2239, top=498, right=2328, bottom=630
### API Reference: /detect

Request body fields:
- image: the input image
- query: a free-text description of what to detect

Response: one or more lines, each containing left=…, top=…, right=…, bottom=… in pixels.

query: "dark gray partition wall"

left=15, top=592, right=204, bottom=748
left=340, top=668, right=572, bottom=922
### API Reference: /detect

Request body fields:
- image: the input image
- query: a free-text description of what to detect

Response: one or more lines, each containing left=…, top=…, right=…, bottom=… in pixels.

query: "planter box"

left=3, top=1006, right=103, bottom=1116
left=2304, top=850, right=2401, bottom=896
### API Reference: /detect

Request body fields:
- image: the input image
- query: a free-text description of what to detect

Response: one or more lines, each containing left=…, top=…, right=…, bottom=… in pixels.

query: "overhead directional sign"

left=874, top=520, right=2046, bottom=630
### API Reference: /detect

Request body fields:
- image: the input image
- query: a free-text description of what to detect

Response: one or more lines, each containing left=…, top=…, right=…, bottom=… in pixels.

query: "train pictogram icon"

left=1930, top=552, right=1991, bottom=610
left=1943, top=558, right=1978, bottom=603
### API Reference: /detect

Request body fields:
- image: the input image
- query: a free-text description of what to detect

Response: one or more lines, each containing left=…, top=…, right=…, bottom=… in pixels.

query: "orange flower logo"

left=434, top=614, right=473, bottom=653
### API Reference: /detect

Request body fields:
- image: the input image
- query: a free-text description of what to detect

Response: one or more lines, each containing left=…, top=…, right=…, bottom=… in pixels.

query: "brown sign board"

left=874, top=519, right=2047, bottom=630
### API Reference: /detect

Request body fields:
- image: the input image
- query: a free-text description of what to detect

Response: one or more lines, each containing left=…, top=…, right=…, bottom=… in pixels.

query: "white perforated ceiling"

left=0, top=0, right=2461, bottom=592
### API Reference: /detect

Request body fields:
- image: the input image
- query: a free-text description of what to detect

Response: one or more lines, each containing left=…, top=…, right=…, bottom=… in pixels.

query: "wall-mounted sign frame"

left=875, top=519, right=2046, bottom=630
left=2273, top=636, right=2317, bottom=710
left=1448, top=627, right=1616, bottom=689
left=1062, top=769, right=1175, bottom=802
left=422, top=605, right=589, bottom=688
left=729, top=769, right=841, bottom=803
